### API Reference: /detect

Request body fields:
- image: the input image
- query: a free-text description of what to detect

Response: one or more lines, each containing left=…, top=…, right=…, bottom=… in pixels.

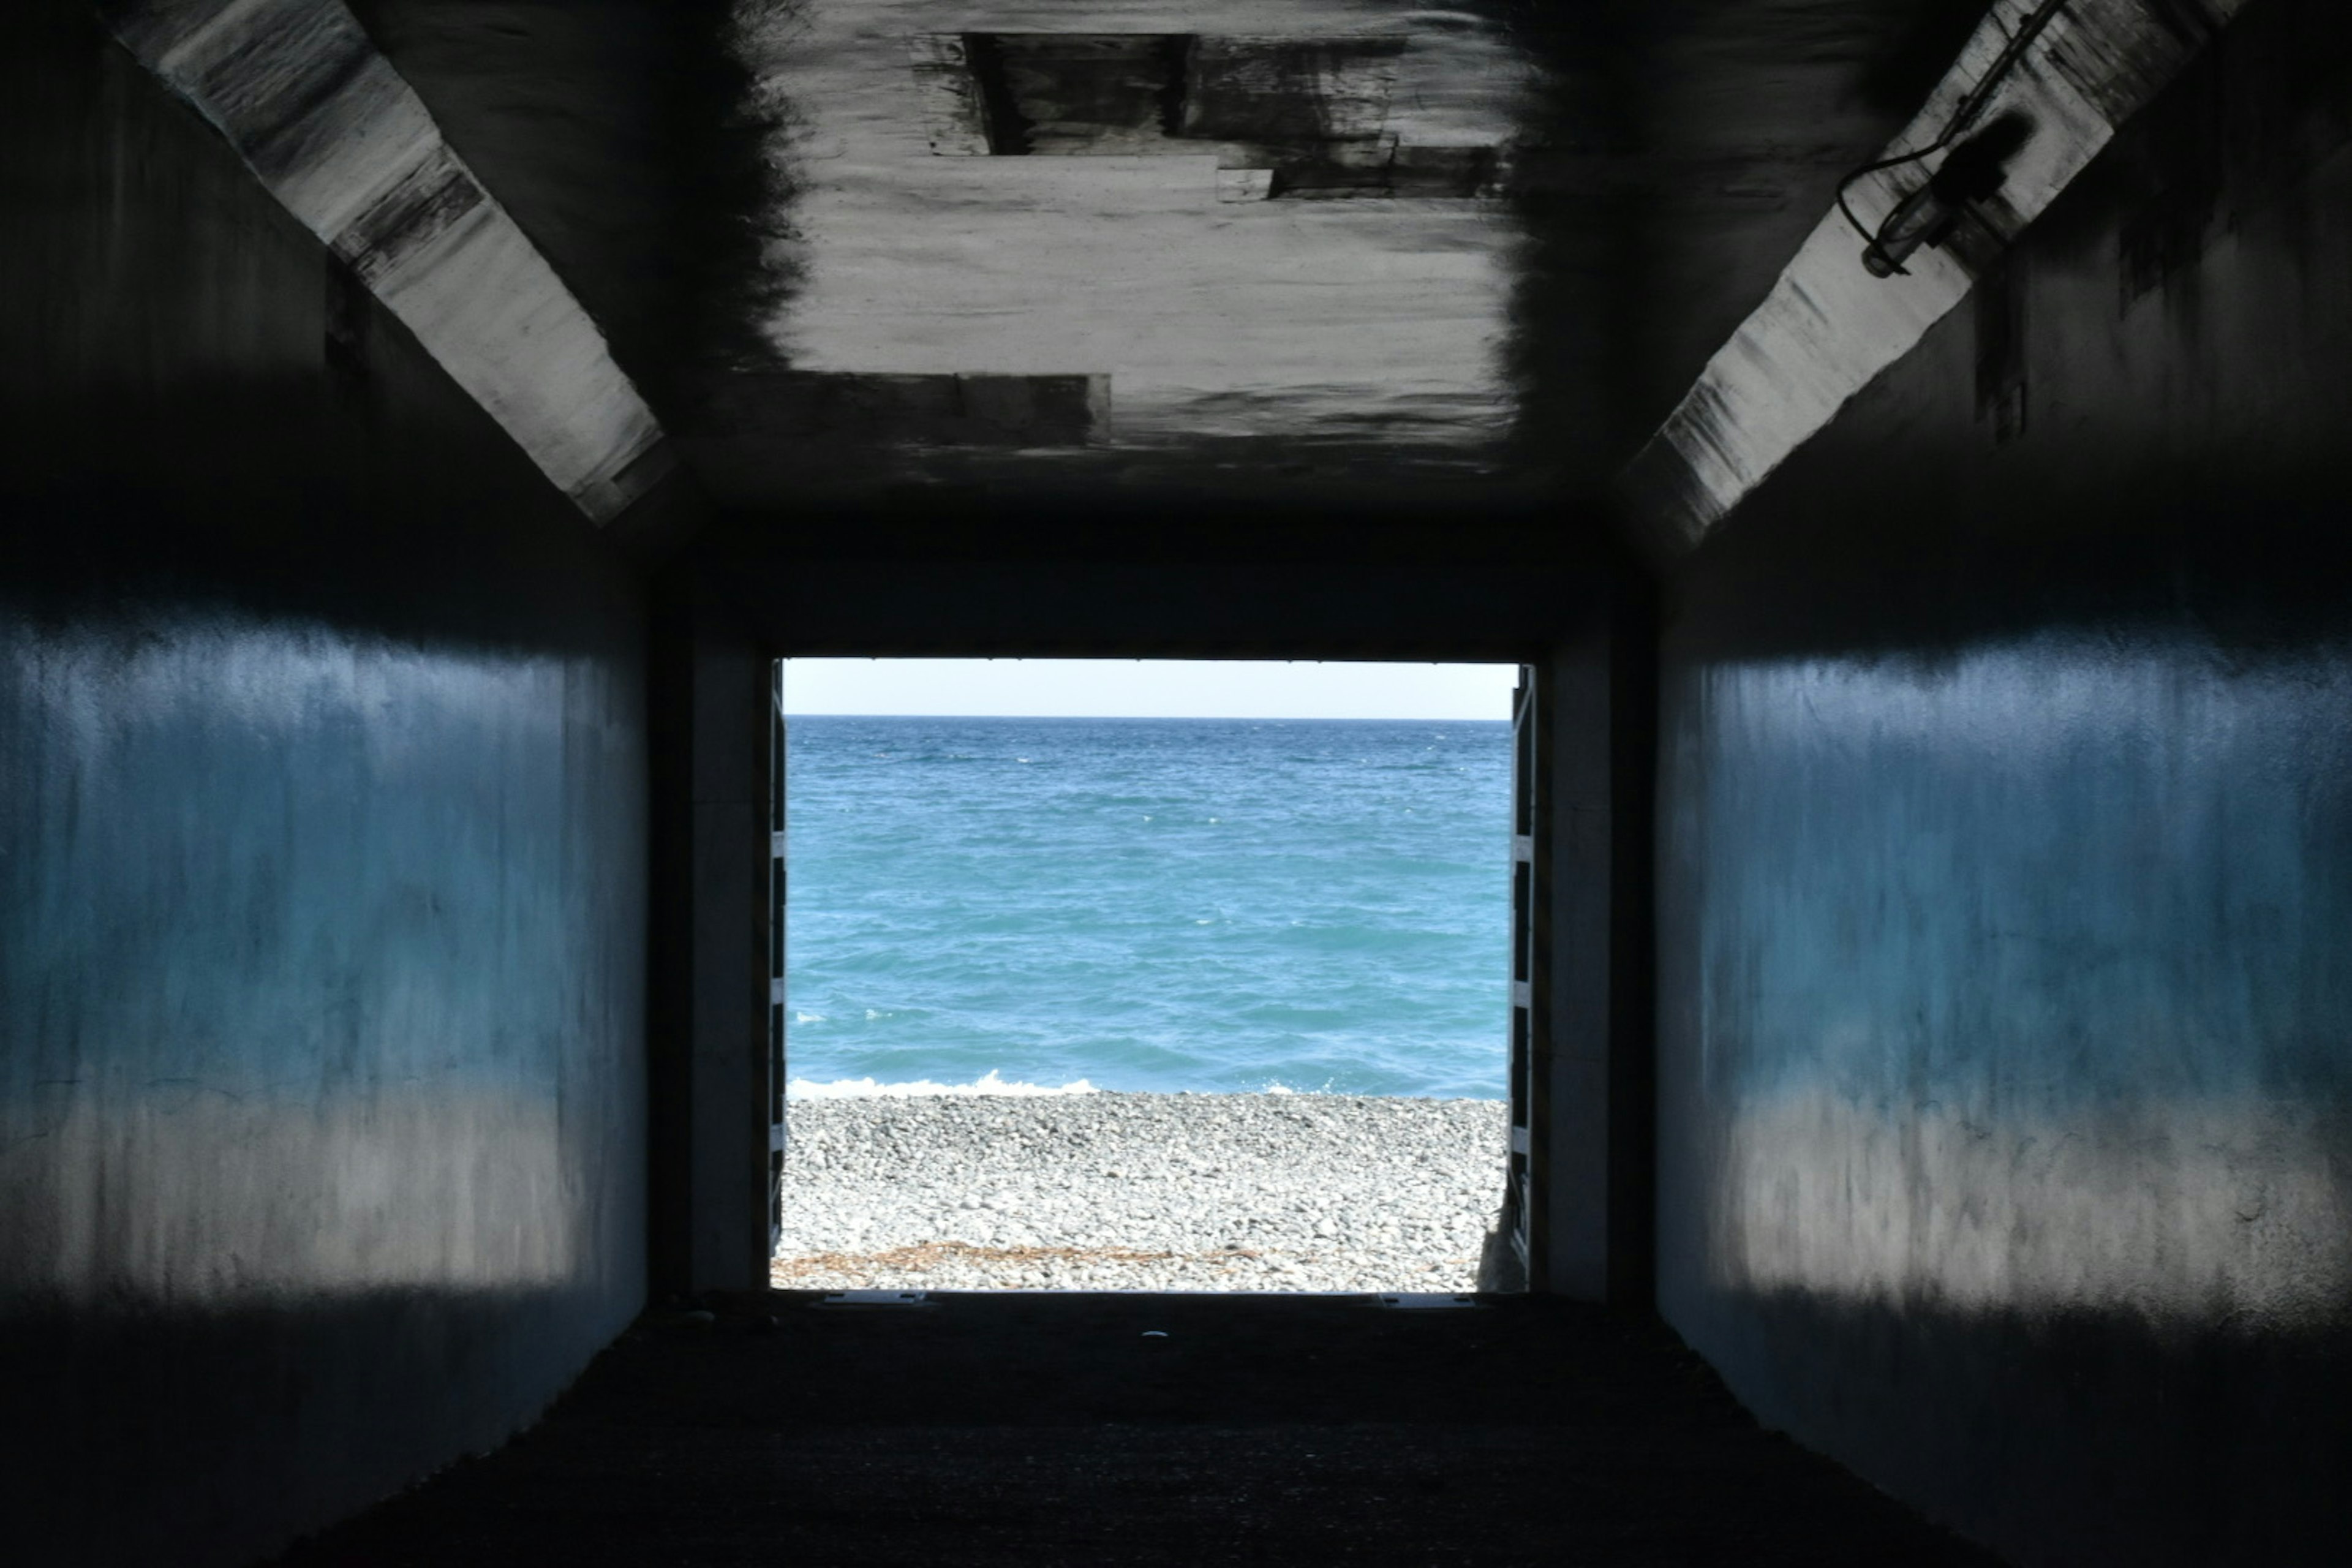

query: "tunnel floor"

left=263, top=1291, right=2003, bottom=1566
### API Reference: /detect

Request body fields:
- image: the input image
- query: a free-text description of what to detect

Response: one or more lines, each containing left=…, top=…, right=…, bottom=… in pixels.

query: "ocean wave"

left=786, top=1069, right=1100, bottom=1100
left=785, top=715, right=1513, bottom=1100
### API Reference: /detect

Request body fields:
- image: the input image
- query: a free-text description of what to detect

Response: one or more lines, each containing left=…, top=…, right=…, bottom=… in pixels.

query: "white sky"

left=781, top=659, right=1519, bottom=720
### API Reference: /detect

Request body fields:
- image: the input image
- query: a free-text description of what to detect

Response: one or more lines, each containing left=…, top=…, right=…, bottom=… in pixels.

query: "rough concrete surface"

left=263, top=1292, right=2010, bottom=1566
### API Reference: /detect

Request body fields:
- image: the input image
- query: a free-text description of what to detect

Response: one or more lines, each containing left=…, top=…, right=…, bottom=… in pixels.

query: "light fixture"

left=1861, top=182, right=1961, bottom=277
left=1859, top=111, right=2036, bottom=277
left=1839, top=0, right=2068, bottom=278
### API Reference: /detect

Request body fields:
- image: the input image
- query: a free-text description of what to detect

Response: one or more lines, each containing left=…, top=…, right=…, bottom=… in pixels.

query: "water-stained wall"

left=1656, top=2, right=2352, bottom=1562
left=1, top=7, right=649, bottom=1562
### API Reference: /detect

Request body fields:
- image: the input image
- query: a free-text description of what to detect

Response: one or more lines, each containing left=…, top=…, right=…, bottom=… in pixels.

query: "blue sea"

left=784, top=716, right=1512, bottom=1100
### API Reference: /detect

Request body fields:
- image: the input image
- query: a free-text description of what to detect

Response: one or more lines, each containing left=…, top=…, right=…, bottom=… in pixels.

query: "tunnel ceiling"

left=344, top=0, right=1991, bottom=530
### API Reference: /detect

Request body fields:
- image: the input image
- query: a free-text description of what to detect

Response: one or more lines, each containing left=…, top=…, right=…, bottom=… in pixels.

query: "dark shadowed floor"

left=264, top=1291, right=2006, bottom=1566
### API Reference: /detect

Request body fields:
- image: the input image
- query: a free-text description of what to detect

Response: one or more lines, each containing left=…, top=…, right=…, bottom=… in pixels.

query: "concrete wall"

left=0, top=8, right=650, bottom=1563
left=646, top=582, right=774, bottom=1298
left=1655, top=2, right=2352, bottom=1562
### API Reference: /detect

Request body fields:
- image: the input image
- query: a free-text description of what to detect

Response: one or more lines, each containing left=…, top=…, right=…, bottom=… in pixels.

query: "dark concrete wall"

left=1533, top=586, right=1657, bottom=1305
left=1655, top=2, right=2352, bottom=1563
left=646, top=583, right=774, bottom=1298
left=1, top=9, right=649, bottom=1564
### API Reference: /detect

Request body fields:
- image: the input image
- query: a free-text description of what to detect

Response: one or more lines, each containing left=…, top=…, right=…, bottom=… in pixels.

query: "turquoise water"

left=785, top=716, right=1512, bottom=1099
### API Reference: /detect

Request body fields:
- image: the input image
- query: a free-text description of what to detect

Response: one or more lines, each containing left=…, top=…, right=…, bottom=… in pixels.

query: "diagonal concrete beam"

left=97, top=0, right=673, bottom=525
left=1623, top=0, right=2253, bottom=562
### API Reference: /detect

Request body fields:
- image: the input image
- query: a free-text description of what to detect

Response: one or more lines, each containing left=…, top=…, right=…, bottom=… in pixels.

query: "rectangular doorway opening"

left=763, top=657, right=1540, bottom=1294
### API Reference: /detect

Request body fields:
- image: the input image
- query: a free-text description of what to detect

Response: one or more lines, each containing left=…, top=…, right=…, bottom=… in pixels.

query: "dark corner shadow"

left=0, top=1286, right=624, bottom=1568
left=1666, top=441, right=2352, bottom=668
left=1691, top=1286, right=2352, bottom=1567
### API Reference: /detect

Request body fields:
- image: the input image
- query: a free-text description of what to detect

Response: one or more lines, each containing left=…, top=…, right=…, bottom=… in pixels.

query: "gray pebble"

left=772, top=1091, right=1507, bottom=1294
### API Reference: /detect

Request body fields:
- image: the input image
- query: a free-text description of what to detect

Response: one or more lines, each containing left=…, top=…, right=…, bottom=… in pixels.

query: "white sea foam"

left=786, top=1069, right=1100, bottom=1100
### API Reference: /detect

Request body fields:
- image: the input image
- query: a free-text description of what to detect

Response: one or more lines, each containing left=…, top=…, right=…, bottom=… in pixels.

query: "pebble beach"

left=771, top=1091, right=1510, bottom=1292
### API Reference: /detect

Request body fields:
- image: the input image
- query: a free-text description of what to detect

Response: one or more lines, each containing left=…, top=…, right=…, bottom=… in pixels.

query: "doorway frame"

left=649, top=597, right=1654, bottom=1306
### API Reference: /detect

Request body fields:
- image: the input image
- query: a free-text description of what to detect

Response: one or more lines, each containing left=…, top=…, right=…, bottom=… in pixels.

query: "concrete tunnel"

left=5, top=0, right=2351, bottom=1561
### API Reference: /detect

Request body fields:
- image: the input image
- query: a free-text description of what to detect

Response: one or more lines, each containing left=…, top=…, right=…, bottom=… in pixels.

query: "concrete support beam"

left=1624, top=0, right=2253, bottom=559
left=1532, top=576, right=1657, bottom=1305
left=649, top=587, right=774, bottom=1295
left=96, top=0, right=671, bottom=522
